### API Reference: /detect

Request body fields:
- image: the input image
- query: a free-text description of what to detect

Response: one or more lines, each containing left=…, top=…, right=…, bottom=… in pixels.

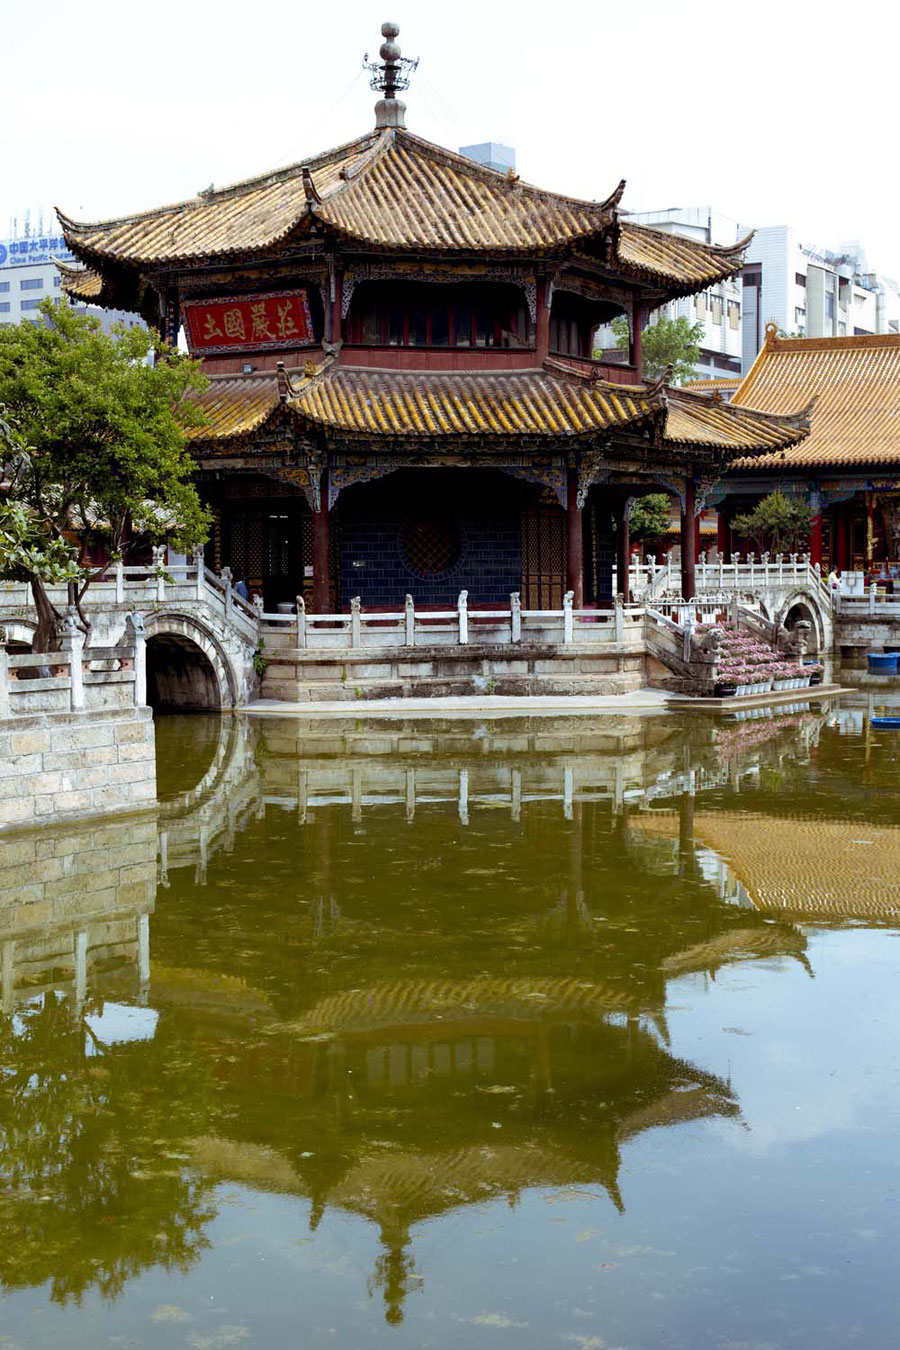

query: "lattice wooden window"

left=400, top=519, right=462, bottom=577
left=521, top=503, right=565, bottom=608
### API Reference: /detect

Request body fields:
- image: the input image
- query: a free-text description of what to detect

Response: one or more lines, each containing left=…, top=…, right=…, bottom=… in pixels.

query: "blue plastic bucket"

left=867, top=652, right=899, bottom=674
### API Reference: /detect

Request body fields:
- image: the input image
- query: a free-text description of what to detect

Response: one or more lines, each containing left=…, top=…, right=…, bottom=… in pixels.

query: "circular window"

left=399, top=518, right=463, bottom=578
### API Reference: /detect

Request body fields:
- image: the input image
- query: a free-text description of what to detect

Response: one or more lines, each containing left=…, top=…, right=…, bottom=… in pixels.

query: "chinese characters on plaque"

left=183, top=290, right=313, bottom=355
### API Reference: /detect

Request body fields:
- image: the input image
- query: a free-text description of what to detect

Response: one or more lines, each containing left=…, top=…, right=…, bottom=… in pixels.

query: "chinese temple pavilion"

left=57, top=23, right=810, bottom=610
left=719, top=327, right=900, bottom=573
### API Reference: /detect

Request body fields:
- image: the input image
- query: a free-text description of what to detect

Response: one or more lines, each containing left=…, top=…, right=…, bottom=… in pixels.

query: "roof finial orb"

left=364, top=21, right=419, bottom=130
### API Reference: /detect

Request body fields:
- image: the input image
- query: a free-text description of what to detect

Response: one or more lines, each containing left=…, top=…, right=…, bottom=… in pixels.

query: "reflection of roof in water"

left=638, top=811, right=900, bottom=921
left=190, top=1072, right=736, bottom=1225
left=289, top=975, right=653, bottom=1038
left=661, top=926, right=809, bottom=976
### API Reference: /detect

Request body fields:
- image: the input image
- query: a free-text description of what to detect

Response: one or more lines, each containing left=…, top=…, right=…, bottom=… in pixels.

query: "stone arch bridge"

left=621, top=551, right=834, bottom=653
left=0, top=552, right=258, bottom=711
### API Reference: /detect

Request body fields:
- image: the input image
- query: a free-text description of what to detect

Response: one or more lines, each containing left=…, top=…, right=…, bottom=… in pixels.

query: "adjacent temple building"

left=57, top=24, right=809, bottom=612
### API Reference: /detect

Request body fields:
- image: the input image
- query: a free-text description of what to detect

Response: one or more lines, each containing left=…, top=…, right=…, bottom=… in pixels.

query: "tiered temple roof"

left=187, top=361, right=812, bottom=459
left=57, top=128, right=749, bottom=293
left=52, top=24, right=811, bottom=484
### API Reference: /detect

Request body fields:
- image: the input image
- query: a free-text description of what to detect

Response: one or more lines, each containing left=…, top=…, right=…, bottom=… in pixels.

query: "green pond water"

left=2, top=701, right=900, bottom=1348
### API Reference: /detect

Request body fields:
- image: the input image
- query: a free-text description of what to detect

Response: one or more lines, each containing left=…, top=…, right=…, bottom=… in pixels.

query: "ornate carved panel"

left=328, top=452, right=567, bottom=510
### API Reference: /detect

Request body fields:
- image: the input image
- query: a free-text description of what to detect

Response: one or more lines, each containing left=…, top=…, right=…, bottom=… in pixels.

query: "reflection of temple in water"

left=5, top=705, right=898, bottom=1318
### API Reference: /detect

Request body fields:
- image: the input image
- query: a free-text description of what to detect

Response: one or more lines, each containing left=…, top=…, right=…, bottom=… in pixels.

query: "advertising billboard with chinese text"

left=183, top=290, right=314, bottom=355
left=0, top=236, right=75, bottom=268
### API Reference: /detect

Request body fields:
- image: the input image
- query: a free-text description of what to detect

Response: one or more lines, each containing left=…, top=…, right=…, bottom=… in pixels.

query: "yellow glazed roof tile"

left=731, top=330, right=900, bottom=468
left=664, top=388, right=811, bottom=455
left=615, top=222, right=750, bottom=292
left=58, top=127, right=748, bottom=290
left=187, top=376, right=283, bottom=441
left=186, top=364, right=810, bottom=456
left=288, top=366, right=654, bottom=438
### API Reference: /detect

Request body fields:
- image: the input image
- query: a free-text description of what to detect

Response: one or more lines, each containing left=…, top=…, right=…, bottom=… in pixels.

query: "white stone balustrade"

left=258, top=590, right=647, bottom=653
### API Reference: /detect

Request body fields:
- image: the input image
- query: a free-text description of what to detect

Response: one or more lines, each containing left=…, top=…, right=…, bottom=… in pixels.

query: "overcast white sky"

left=2, top=0, right=898, bottom=275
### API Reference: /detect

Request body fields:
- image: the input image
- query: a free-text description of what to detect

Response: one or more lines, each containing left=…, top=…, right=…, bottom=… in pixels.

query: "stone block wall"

left=0, top=707, right=157, bottom=832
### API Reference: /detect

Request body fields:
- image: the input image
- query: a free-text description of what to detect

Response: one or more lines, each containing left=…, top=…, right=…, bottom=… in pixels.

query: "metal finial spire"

left=364, top=22, right=419, bottom=129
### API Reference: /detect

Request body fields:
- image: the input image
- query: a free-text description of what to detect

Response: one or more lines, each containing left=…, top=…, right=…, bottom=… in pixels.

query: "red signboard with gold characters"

left=183, top=289, right=314, bottom=355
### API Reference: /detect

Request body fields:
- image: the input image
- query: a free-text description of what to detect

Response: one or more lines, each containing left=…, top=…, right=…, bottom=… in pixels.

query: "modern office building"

left=458, top=142, right=515, bottom=174
left=740, top=227, right=900, bottom=370
left=0, top=223, right=144, bottom=332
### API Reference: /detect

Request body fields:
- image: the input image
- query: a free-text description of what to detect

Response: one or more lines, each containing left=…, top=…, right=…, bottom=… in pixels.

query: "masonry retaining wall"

left=0, top=706, right=157, bottom=832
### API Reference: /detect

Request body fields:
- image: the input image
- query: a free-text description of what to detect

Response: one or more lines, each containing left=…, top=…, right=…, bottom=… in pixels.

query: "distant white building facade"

left=593, top=206, right=744, bottom=381
left=740, top=227, right=900, bottom=370
left=627, top=207, right=744, bottom=380
left=0, top=224, right=144, bottom=333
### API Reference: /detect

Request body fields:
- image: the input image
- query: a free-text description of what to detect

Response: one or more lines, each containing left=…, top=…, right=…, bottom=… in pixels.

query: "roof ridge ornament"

left=365, top=22, right=418, bottom=129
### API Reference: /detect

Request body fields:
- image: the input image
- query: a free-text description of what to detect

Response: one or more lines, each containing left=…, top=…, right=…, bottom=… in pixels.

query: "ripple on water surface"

left=1, top=703, right=900, bottom=1348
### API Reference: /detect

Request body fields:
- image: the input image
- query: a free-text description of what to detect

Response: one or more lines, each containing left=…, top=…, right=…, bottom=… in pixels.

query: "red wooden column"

left=617, top=496, right=632, bottom=603
left=566, top=466, right=584, bottom=608
left=716, top=503, right=729, bottom=557
left=312, top=467, right=331, bottom=613
left=809, top=492, right=823, bottom=567
left=680, top=476, right=696, bottom=599
left=631, top=300, right=643, bottom=375
left=331, top=267, right=343, bottom=345
left=536, top=276, right=551, bottom=362
left=836, top=503, right=850, bottom=571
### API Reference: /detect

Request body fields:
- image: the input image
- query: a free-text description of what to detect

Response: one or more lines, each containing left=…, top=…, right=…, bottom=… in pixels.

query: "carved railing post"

left=126, top=612, right=147, bottom=707
left=563, top=589, right=574, bottom=644
left=115, top=557, right=125, bottom=604
left=0, top=627, right=9, bottom=720
left=193, top=546, right=205, bottom=601
left=457, top=590, right=469, bottom=645
left=152, top=544, right=167, bottom=601
left=220, top=566, right=233, bottom=621
left=510, top=591, right=521, bottom=643
left=350, top=596, right=361, bottom=647
left=57, top=609, right=85, bottom=711
left=296, top=596, right=306, bottom=649
left=405, top=593, right=415, bottom=646
left=870, top=581, right=878, bottom=616
left=614, top=593, right=625, bottom=643
left=776, top=552, right=784, bottom=583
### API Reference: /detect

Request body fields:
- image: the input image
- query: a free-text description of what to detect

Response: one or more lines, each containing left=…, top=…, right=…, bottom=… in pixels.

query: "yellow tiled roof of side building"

left=731, top=327, right=900, bottom=468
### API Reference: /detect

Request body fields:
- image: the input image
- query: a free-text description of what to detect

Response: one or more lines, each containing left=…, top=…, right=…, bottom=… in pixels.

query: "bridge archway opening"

left=784, top=600, right=821, bottom=653
left=146, top=633, right=222, bottom=712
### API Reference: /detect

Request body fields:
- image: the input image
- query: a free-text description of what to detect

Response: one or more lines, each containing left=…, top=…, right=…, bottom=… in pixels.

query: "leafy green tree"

left=609, top=312, right=705, bottom=383
left=732, top=491, right=812, bottom=554
left=0, top=301, right=210, bottom=649
left=629, top=494, right=672, bottom=544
